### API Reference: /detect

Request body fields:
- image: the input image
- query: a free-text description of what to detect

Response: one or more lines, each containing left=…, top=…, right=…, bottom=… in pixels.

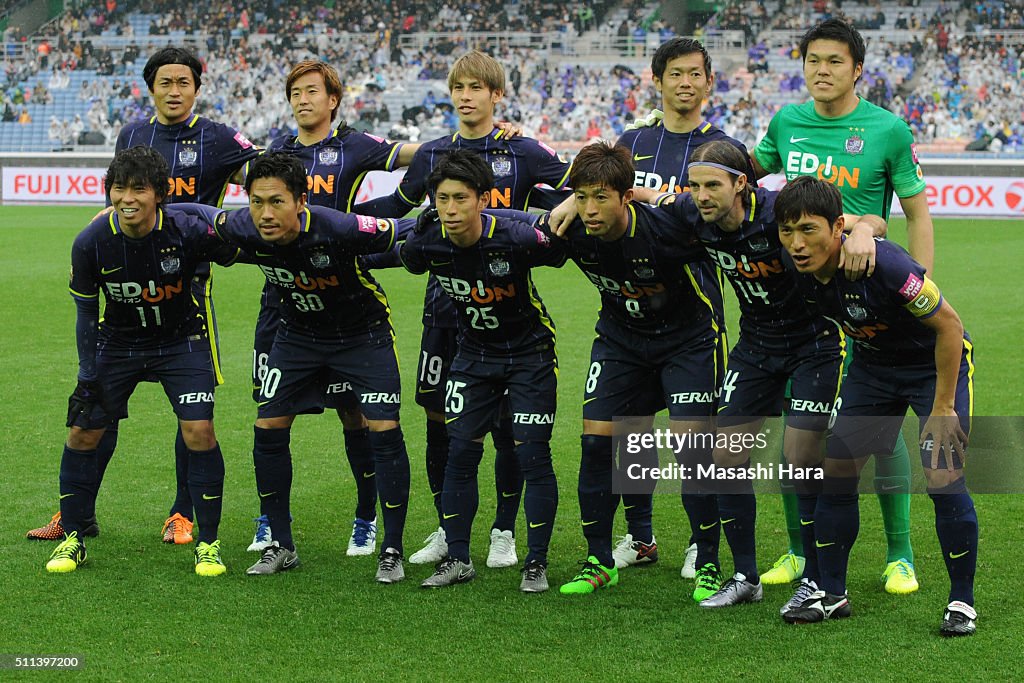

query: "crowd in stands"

left=1, top=0, right=1022, bottom=152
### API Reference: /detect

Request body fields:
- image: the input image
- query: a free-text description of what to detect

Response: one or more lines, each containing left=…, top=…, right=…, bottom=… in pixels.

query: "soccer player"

left=776, top=176, right=977, bottom=636
left=44, top=146, right=239, bottom=576
left=358, top=50, right=571, bottom=569
left=632, top=140, right=879, bottom=610
left=400, top=150, right=565, bottom=593
left=246, top=59, right=415, bottom=557
left=751, top=18, right=930, bottom=593
left=189, top=152, right=413, bottom=583
left=612, top=36, right=754, bottom=577
left=547, top=143, right=722, bottom=596
left=26, top=46, right=259, bottom=546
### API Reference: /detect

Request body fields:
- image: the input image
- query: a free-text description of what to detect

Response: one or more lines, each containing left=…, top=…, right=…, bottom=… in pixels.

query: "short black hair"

left=245, top=152, right=308, bottom=200
left=105, top=146, right=168, bottom=203
left=427, top=150, right=494, bottom=197
left=143, top=47, right=203, bottom=92
left=651, top=37, right=711, bottom=81
left=568, top=142, right=634, bottom=196
left=799, top=18, right=866, bottom=71
left=774, top=175, right=844, bottom=227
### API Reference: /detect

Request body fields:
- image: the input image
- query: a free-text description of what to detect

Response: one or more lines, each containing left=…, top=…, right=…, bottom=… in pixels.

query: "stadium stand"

left=1, top=0, right=1022, bottom=153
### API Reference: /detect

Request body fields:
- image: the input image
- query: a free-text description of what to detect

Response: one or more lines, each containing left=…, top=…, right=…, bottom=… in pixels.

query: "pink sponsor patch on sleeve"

left=910, top=143, right=919, bottom=164
left=534, top=228, right=550, bottom=245
left=537, top=141, right=557, bottom=156
left=357, top=215, right=378, bottom=233
left=233, top=132, right=254, bottom=149
left=898, top=273, right=924, bottom=301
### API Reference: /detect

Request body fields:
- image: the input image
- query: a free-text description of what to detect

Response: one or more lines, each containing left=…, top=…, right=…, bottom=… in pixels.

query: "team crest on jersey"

left=178, top=147, right=198, bottom=167
left=632, top=258, right=655, bottom=280
left=160, top=255, right=181, bottom=274
left=487, top=253, right=511, bottom=276
left=845, top=302, right=868, bottom=321
left=844, top=135, right=864, bottom=156
left=318, top=147, right=339, bottom=165
left=491, top=158, right=512, bottom=177
left=747, top=235, right=771, bottom=253
left=310, top=249, right=331, bottom=269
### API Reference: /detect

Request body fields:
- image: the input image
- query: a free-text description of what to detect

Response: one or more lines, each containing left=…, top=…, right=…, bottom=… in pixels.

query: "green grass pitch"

left=1, top=205, right=1022, bottom=679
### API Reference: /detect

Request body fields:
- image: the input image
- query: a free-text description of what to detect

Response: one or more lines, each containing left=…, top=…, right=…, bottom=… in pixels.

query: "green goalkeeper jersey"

left=753, top=98, right=926, bottom=219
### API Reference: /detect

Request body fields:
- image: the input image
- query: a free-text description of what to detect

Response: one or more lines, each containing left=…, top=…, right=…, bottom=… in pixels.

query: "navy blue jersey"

left=115, top=113, right=260, bottom=207
left=400, top=213, right=566, bottom=361
left=785, top=239, right=956, bottom=366
left=617, top=120, right=755, bottom=193
left=559, top=202, right=722, bottom=340
left=367, top=127, right=571, bottom=329
left=267, top=127, right=403, bottom=211
left=69, top=207, right=240, bottom=350
left=213, top=206, right=407, bottom=338
left=659, top=188, right=834, bottom=353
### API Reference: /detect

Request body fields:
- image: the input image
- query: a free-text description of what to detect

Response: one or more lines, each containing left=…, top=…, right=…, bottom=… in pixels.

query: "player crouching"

left=776, top=177, right=978, bottom=636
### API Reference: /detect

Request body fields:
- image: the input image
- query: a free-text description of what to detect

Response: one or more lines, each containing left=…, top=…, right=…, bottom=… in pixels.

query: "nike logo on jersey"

left=800, top=519, right=814, bottom=526
left=720, top=518, right=736, bottom=525
left=633, top=154, right=654, bottom=161
left=581, top=520, right=598, bottom=526
left=529, top=521, right=547, bottom=529
left=445, top=417, right=459, bottom=424
left=430, top=260, right=453, bottom=266
left=101, top=266, right=123, bottom=275
left=363, top=472, right=376, bottom=479
left=202, top=494, right=221, bottom=500
left=699, top=522, right=718, bottom=530
left=385, top=502, right=403, bottom=509
left=815, top=540, right=836, bottom=548
left=949, top=550, right=970, bottom=559
left=59, top=493, right=74, bottom=500
left=501, top=491, right=519, bottom=499
left=443, top=513, right=459, bottom=520
left=417, top=388, right=437, bottom=395
left=789, top=136, right=810, bottom=144
left=259, top=491, right=276, bottom=498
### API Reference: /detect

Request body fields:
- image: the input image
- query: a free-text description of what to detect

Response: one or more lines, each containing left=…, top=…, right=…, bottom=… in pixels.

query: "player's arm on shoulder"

left=396, top=143, right=421, bottom=168
left=624, top=108, right=662, bottom=130
left=898, top=190, right=934, bottom=275
left=916, top=293, right=967, bottom=470
left=750, top=117, right=782, bottom=180
left=397, top=234, right=428, bottom=275
left=517, top=220, right=567, bottom=268
left=547, top=191, right=579, bottom=237
left=838, top=214, right=886, bottom=280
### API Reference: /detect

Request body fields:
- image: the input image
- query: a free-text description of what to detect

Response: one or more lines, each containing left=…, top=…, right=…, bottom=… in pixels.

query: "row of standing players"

left=38, top=23, right=977, bottom=636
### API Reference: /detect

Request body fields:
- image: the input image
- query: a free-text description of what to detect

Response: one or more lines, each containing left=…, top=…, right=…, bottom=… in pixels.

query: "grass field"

left=2, top=206, right=1023, bottom=680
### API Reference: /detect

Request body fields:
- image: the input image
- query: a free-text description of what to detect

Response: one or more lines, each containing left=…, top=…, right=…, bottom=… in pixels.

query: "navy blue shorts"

left=252, top=292, right=360, bottom=411
left=71, top=341, right=216, bottom=429
left=827, top=338, right=975, bottom=469
left=583, top=321, right=720, bottom=421
left=445, top=354, right=557, bottom=442
left=257, top=324, right=401, bottom=421
left=718, top=336, right=843, bottom=430
left=415, top=325, right=457, bottom=413
left=142, top=271, right=222, bottom=386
